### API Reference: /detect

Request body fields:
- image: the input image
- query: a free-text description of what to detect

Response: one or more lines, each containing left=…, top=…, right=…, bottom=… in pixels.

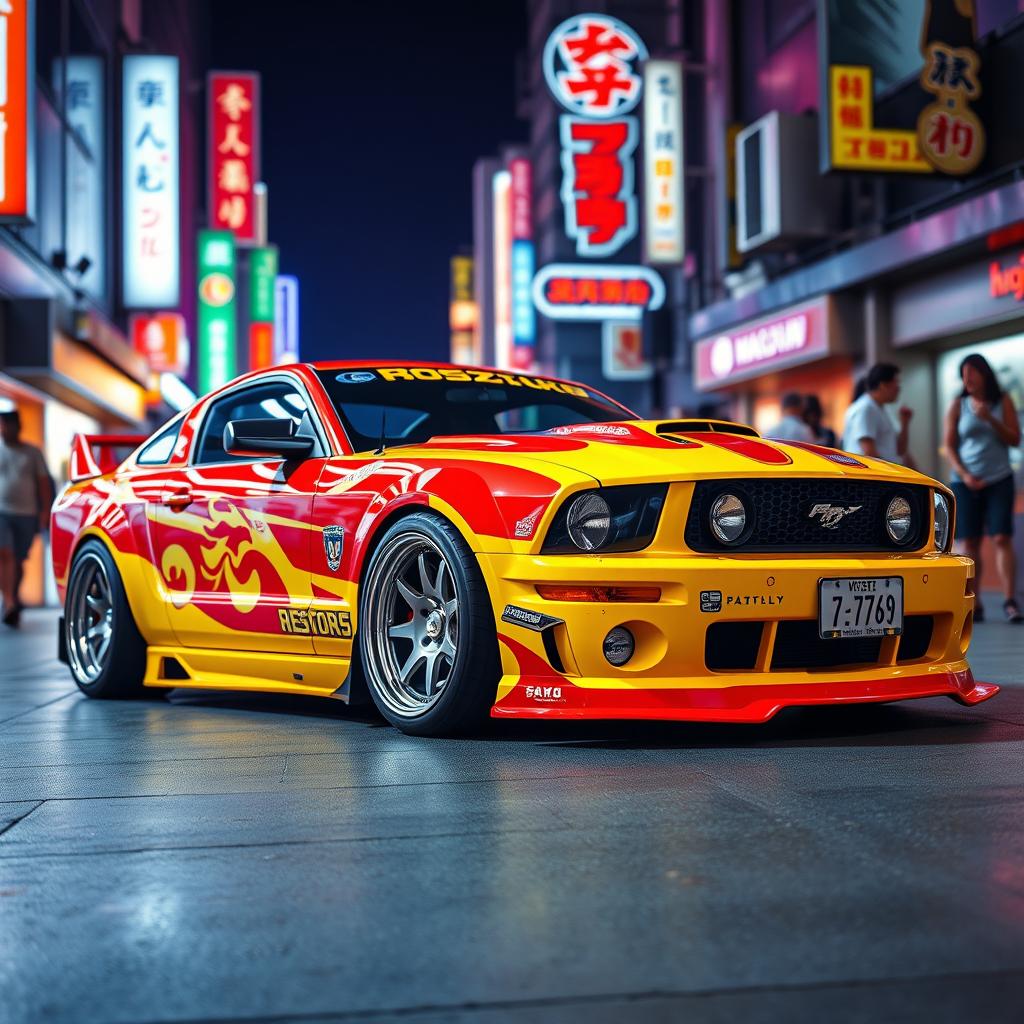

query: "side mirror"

left=223, top=418, right=314, bottom=459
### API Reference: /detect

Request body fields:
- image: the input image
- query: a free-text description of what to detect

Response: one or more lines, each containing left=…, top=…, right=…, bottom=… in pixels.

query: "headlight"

left=566, top=493, right=611, bottom=551
left=885, top=495, right=914, bottom=545
left=542, top=485, right=668, bottom=554
left=933, top=491, right=951, bottom=552
left=710, top=493, right=747, bottom=545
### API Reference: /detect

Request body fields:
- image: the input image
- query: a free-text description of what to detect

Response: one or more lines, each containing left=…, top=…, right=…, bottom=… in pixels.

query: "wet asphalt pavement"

left=1, top=608, right=1023, bottom=1023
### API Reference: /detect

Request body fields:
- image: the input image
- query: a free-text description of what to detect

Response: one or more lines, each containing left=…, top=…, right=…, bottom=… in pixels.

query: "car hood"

left=394, top=421, right=941, bottom=489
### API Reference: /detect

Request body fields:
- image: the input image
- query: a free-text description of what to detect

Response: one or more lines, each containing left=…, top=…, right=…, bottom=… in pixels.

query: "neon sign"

left=208, top=71, right=259, bottom=242
left=543, top=14, right=646, bottom=259
left=532, top=264, right=665, bottom=321
left=122, top=55, right=180, bottom=308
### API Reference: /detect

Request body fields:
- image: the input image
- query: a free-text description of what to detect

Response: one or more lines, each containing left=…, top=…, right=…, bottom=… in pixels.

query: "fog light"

left=603, top=626, right=635, bottom=666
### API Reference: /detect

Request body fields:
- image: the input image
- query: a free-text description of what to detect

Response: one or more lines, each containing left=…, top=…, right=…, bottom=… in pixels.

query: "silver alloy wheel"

left=363, top=531, right=460, bottom=718
left=67, top=552, right=114, bottom=684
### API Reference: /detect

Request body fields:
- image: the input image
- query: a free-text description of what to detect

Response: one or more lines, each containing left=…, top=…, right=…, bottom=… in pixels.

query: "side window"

left=194, top=381, right=322, bottom=464
left=136, top=418, right=183, bottom=466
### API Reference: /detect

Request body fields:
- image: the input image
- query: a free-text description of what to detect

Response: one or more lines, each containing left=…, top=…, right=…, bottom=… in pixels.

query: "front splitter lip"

left=490, top=668, right=999, bottom=722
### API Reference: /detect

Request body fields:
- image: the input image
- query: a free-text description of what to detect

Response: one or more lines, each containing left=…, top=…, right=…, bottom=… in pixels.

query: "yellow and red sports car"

left=52, top=361, right=996, bottom=735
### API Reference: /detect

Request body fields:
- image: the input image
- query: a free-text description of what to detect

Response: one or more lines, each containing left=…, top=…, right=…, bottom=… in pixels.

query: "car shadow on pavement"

left=161, top=685, right=1024, bottom=750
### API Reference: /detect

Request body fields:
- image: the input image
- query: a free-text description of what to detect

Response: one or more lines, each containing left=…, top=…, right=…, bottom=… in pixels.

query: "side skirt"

left=143, top=645, right=351, bottom=700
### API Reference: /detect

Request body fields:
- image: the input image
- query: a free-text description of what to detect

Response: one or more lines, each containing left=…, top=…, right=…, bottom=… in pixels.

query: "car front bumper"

left=479, top=550, right=996, bottom=721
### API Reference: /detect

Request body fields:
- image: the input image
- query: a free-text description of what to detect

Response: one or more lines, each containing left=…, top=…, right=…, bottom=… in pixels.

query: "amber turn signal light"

left=536, top=585, right=661, bottom=602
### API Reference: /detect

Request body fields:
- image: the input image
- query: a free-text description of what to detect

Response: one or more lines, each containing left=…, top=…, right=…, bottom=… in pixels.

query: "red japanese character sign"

left=544, top=14, right=647, bottom=119
left=917, top=43, right=984, bottom=176
left=543, top=14, right=647, bottom=260
left=532, top=264, right=665, bottom=321
left=209, top=72, right=260, bottom=242
left=560, top=118, right=638, bottom=257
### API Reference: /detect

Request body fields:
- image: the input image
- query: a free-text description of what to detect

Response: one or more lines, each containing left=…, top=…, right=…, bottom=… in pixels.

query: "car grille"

left=684, top=479, right=931, bottom=553
left=771, top=620, right=882, bottom=670
left=704, top=614, right=937, bottom=673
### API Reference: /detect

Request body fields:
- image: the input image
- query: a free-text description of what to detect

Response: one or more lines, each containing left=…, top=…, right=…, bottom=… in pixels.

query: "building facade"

left=472, top=0, right=1024, bottom=572
left=0, top=0, right=207, bottom=604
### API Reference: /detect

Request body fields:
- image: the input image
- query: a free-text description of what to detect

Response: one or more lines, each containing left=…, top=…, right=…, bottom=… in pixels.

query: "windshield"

left=315, top=367, right=634, bottom=453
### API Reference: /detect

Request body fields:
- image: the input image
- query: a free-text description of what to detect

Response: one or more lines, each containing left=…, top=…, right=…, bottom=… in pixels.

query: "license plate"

left=818, top=577, right=903, bottom=639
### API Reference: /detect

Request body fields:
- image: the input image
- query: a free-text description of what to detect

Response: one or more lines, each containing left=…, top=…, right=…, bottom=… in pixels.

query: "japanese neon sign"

left=0, top=0, right=33, bottom=221
left=208, top=72, right=259, bottom=242
left=544, top=14, right=646, bottom=259
left=828, top=66, right=931, bottom=173
left=531, top=264, right=665, bottom=322
left=509, top=158, right=535, bottom=351
left=642, top=60, right=685, bottom=265
left=122, top=55, right=180, bottom=308
left=197, top=230, right=237, bottom=395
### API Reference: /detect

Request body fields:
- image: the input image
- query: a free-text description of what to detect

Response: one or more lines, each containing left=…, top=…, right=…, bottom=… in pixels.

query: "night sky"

left=208, top=0, right=528, bottom=363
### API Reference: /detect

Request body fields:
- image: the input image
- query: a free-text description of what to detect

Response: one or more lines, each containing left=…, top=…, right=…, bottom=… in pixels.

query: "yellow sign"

left=829, top=66, right=932, bottom=173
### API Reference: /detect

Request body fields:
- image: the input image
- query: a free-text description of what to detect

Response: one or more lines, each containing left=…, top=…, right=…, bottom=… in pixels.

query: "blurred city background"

left=2, top=0, right=1024, bottom=608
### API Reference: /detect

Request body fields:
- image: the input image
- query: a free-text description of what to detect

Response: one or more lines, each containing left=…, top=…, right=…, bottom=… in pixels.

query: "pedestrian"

left=0, top=408, right=54, bottom=627
left=842, top=362, right=913, bottom=464
left=803, top=394, right=837, bottom=447
left=944, top=353, right=1022, bottom=623
left=767, top=392, right=814, bottom=442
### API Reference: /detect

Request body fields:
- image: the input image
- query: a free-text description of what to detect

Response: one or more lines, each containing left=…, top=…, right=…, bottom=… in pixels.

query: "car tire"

left=64, top=539, right=149, bottom=699
left=358, top=511, right=500, bottom=736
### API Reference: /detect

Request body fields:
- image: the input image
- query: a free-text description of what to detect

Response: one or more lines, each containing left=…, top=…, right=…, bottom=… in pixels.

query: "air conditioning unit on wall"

left=736, top=111, right=838, bottom=254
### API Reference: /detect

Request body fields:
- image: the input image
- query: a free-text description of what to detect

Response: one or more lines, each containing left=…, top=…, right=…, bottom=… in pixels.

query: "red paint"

left=681, top=432, right=792, bottom=465
left=492, top=669, right=998, bottom=721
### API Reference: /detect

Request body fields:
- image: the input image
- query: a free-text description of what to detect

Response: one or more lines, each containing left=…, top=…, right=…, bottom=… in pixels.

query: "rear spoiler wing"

left=69, top=433, right=148, bottom=482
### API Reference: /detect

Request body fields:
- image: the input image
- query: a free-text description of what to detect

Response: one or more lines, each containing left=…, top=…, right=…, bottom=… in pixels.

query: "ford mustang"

left=51, top=361, right=996, bottom=735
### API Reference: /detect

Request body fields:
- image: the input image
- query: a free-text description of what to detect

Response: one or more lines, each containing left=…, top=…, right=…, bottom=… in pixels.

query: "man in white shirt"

left=842, top=363, right=913, bottom=464
left=0, top=409, right=53, bottom=627
left=767, top=393, right=815, bottom=443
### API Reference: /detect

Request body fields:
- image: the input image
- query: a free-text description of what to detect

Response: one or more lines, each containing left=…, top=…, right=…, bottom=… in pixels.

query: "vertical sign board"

left=248, top=245, right=277, bottom=371
left=123, top=55, right=180, bottom=308
left=208, top=72, right=259, bottom=243
left=642, top=60, right=684, bottom=264
left=508, top=157, right=535, bottom=368
left=273, top=274, right=299, bottom=364
left=0, top=0, right=33, bottom=220
left=534, top=16, right=664, bottom=325
left=130, top=312, right=187, bottom=375
left=197, top=230, right=237, bottom=395
left=53, top=56, right=104, bottom=297
left=492, top=170, right=513, bottom=371
left=543, top=14, right=646, bottom=258
left=449, top=256, right=477, bottom=365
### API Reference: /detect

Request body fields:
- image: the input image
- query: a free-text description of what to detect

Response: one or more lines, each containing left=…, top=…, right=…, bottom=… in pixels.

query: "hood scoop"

left=654, top=419, right=760, bottom=440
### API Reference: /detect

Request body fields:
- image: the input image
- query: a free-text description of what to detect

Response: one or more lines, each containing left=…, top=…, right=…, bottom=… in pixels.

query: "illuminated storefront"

left=692, top=296, right=856, bottom=438
left=0, top=0, right=207, bottom=606
left=890, top=244, right=1024, bottom=579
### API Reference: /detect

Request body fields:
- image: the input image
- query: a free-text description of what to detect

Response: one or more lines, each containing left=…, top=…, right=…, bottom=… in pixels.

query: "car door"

left=151, top=375, right=329, bottom=656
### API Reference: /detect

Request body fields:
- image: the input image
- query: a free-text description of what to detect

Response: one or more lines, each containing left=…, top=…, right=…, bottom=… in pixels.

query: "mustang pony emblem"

left=323, top=525, right=344, bottom=572
left=808, top=503, right=863, bottom=529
